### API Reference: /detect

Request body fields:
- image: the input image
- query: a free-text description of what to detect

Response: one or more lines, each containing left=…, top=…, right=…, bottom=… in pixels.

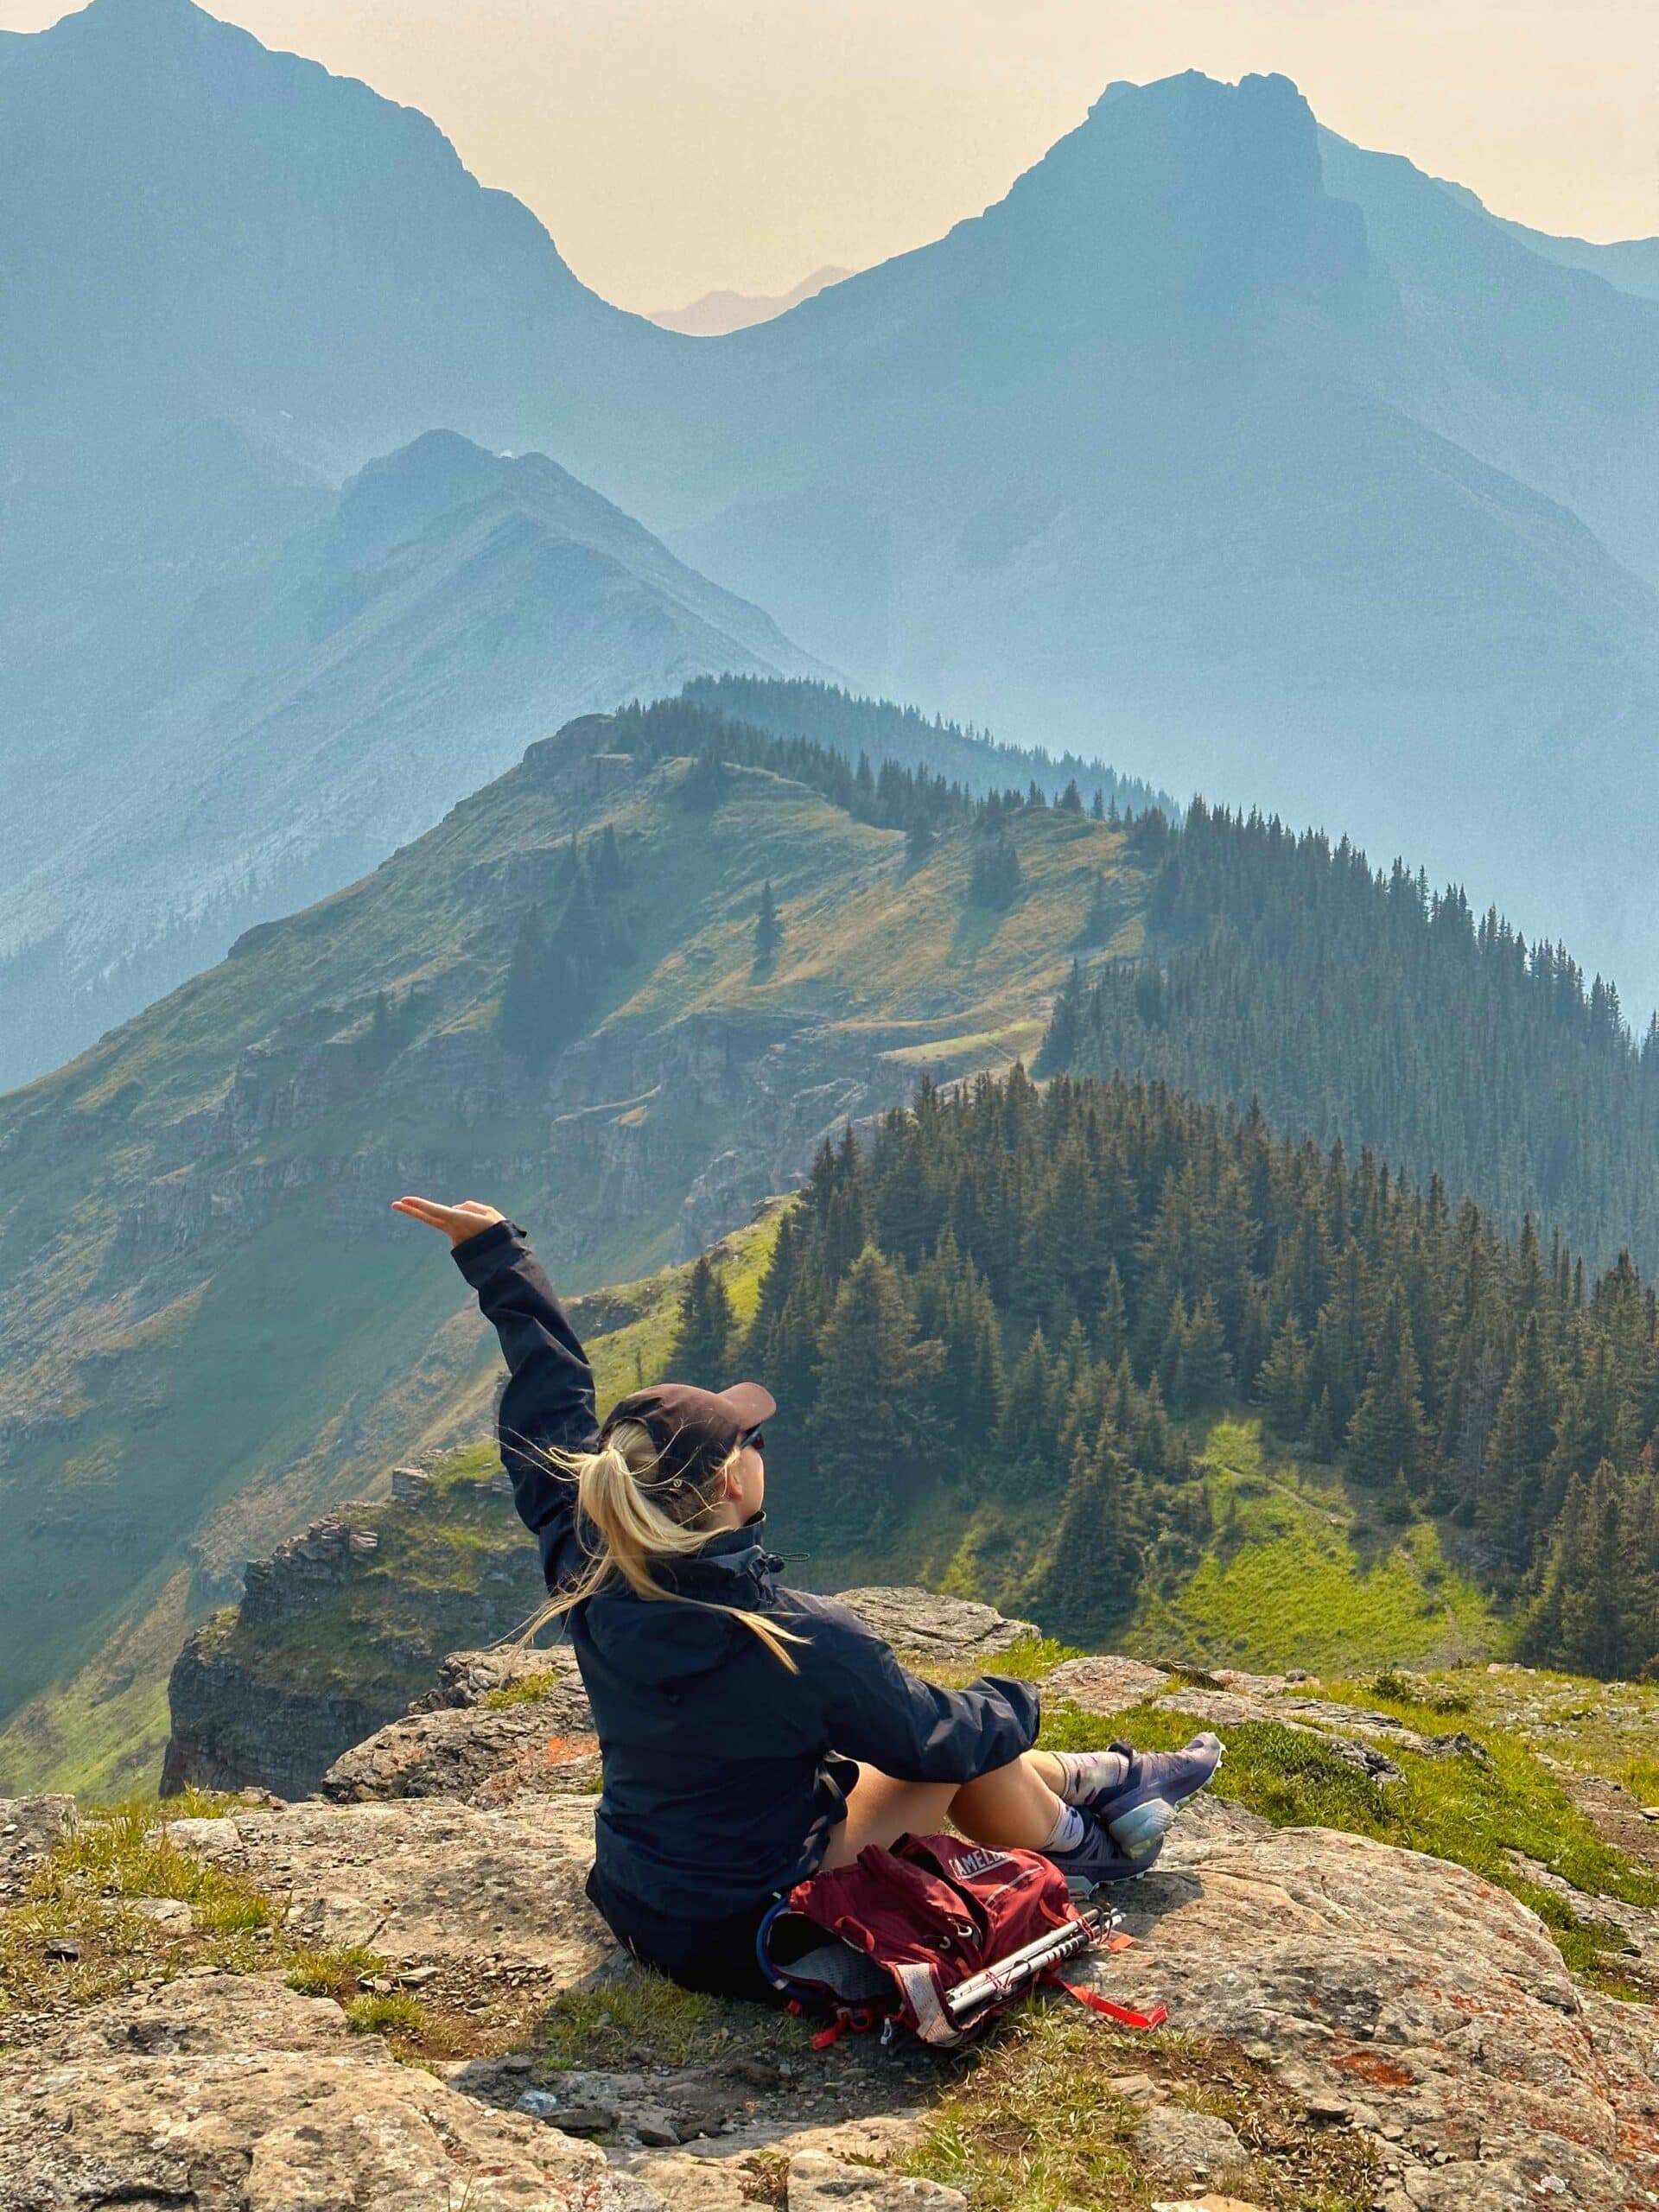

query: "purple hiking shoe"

left=1046, top=1808, right=1162, bottom=1895
left=1086, top=1732, right=1224, bottom=1859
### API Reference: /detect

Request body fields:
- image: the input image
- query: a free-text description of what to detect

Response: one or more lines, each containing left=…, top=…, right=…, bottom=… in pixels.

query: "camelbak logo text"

left=954, top=1847, right=1014, bottom=1878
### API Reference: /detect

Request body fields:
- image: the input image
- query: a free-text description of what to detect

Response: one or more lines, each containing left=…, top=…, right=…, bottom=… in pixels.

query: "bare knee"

left=822, top=1765, right=958, bottom=1867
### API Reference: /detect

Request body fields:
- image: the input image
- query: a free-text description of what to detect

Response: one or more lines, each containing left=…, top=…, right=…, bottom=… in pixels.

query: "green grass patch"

left=931, top=1636, right=1084, bottom=1692
left=483, top=1671, right=568, bottom=1709
left=1130, top=1420, right=1502, bottom=1673
left=285, top=1945, right=391, bottom=2000
left=0, top=1793, right=281, bottom=2018
left=530, top=1973, right=805, bottom=2074
left=345, top=1990, right=427, bottom=2040
left=531, top=1975, right=723, bottom=2071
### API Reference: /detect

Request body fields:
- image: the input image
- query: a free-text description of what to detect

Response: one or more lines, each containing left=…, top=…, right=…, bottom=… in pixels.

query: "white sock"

left=1052, top=1749, right=1130, bottom=1805
left=1041, top=1800, right=1088, bottom=1853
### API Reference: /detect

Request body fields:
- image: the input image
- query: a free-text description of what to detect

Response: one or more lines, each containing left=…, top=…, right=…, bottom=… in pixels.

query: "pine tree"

left=996, top=1328, right=1065, bottom=1495
left=1345, top=1289, right=1430, bottom=1491
left=810, top=1246, right=944, bottom=1506
left=753, top=880, right=783, bottom=965
left=1306, top=1387, right=1339, bottom=1462
left=1039, top=963, right=1085, bottom=1075
left=1179, top=1293, right=1233, bottom=1409
left=1478, top=1315, right=1559, bottom=1565
left=1079, top=870, right=1116, bottom=951
left=968, top=825, right=1021, bottom=910
left=683, top=745, right=728, bottom=808
left=1035, top=1424, right=1138, bottom=1642
left=1096, top=1262, right=1128, bottom=1366
left=667, top=1255, right=737, bottom=1383
left=1256, top=1315, right=1313, bottom=1438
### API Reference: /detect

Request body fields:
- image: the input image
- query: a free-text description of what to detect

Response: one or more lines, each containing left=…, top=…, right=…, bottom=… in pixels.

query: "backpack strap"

left=1045, top=1968, right=1168, bottom=2031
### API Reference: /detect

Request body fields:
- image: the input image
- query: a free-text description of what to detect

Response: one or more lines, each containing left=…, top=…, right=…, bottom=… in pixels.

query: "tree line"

left=1039, top=798, right=1659, bottom=1275
left=679, top=675, right=1173, bottom=820
left=666, top=1067, right=1659, bottom=1669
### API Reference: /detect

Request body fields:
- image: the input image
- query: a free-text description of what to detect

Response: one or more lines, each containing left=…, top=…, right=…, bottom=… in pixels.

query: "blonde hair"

left=520, top=1419, right=804, bottom=1670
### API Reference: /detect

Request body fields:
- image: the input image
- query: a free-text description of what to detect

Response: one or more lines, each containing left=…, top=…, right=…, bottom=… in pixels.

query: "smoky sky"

left=10, top=0, right=1655, bottom=308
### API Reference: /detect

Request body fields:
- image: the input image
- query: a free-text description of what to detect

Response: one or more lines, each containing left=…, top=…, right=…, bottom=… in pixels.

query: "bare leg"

left=950, top=1751, right=1068, bottom=1848
left=820, top=1751, right=1069, bottom=1869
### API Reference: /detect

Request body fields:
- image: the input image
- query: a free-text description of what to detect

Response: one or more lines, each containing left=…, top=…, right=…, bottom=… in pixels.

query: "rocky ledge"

left=11, top=1592, right=1659, bottom=2211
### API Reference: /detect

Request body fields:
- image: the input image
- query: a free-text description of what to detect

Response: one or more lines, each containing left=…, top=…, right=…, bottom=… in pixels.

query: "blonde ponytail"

left=519, top=1420, right=804, bottom=1670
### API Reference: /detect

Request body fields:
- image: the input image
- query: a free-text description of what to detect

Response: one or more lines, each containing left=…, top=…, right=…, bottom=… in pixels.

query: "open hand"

left=391, top=1195, right=505, bottom=1247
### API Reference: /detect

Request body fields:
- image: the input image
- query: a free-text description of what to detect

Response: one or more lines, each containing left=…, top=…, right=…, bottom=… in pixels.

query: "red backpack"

left=757, top=1830, right=1166, bottom=2047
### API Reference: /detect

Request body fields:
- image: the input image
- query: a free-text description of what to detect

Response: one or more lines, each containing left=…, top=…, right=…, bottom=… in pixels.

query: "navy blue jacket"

left=454, top=1220, right=1041, bottom=1918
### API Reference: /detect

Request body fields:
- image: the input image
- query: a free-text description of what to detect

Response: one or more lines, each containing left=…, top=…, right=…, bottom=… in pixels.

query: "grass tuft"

left=285, top=1945, right=391, bottom=2000
left=483, top=1670, right=568, bottom=1710
left=904, top=2001, right=1376, bottom=2212
left=345, top=1990, right=427, bottom=2040
left=531, top=1975, right=722, bottom=2071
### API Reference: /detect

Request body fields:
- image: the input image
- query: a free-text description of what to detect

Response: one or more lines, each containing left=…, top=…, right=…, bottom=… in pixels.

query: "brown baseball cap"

left=601, top=1380, right=775, bottom=1490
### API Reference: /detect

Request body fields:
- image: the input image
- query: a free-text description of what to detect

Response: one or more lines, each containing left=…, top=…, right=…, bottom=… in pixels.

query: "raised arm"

left=391, top=1197, right=595, bottom=1589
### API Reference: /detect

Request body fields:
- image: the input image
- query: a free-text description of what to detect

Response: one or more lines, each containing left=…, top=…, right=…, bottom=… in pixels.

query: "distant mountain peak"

left=57, top=0, right=223, bottom=36
left=648, top=265, right=854, bottom=337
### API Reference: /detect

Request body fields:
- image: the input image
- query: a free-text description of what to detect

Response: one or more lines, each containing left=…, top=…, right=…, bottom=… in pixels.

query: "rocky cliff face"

left=18, top=1589, right=1659, bottom=2209
left=162, top=1466, right=547, bottom=1800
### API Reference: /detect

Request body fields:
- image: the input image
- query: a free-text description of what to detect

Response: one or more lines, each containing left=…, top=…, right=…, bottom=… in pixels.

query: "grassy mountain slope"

left=0, top=429, right=813, bottom=1089
left=0, top=707, right=1145, bottom=1781
left=0, top=1206, right=782, bottom=1798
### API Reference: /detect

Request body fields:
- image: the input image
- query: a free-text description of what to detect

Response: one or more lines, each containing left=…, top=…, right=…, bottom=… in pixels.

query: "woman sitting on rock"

left=395, top=1195, right=1222, bottom=2000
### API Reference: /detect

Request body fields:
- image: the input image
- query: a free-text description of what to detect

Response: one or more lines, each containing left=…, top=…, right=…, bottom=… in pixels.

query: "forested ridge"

left=671, top=1068, right=1659, bottom=1673
left=679, top=676, right=1174, bottom=819
left=1040, top=799, right=1659, bottom=1273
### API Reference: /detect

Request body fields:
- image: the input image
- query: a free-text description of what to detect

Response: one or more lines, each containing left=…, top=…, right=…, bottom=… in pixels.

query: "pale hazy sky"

left=10, top=0, right=1656, bottom=309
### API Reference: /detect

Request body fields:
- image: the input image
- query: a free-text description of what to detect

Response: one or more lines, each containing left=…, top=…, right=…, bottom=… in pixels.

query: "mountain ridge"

left=0, top=429, right=815, bottom=1087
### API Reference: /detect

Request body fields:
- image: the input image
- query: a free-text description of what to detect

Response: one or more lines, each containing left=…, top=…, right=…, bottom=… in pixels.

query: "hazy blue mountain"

left=648, top=267, right=853, bottom=335
left=1317, top=129, right=1659, bottom=585
left=1423, top=175, right=1659, bottom=304
left=7, top=2, right=1659, bottom=1020
left=0, top=431, right=812, bottom=1087
left=660, top=74, right=1659, bottom=1004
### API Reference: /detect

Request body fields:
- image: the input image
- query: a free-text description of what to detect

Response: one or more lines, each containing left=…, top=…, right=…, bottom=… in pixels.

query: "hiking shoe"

left=1045, top=1808, right=1162, bottom=1894
left=1085, top=1732, right=1224, bottom=1859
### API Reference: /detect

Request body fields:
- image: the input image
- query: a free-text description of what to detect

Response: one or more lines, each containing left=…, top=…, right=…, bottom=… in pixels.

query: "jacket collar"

left=662, top=1514, right=784, bottom=1590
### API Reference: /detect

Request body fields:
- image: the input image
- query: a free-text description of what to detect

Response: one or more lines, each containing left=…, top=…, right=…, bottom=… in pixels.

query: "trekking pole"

left=943, top=1908, right=1113, bottom=2024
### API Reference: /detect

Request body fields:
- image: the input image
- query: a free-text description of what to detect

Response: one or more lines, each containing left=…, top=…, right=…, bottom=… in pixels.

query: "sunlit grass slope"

left=1128, top=1418, right=1502, bottom=1673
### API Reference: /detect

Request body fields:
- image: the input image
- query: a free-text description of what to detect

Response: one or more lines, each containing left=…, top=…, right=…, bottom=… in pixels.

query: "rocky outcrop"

left=0, top=1967, right=658, bottom=2211
left=149, top=1783, right=1659, bottom=2210
left=831, top=1587, right=1039, bottom=1663
left=1086, top=1820, right=1659, bottom=2210
left=321, top=1647, right=599, bottom=1805
left=0, top=1793, right=73, bottom=1904
left=161, top=1483, right=546, bottom=1800
left=312, top=1592, right=1034, bottom=1809
left=168, top=1795, right=609, bottom=1990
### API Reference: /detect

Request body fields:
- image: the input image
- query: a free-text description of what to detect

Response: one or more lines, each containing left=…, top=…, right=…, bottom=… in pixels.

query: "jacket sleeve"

left=452, top=1219, right=597, bottom=1591
left=804, top=1597, right=1041, bottom=1783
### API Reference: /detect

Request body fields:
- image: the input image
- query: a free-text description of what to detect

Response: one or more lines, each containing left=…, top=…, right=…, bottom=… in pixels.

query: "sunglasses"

left=742, top=1427, right=766, bottom=1455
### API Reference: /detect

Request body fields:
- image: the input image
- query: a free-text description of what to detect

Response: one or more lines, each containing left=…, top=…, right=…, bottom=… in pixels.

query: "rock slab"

left=0, top=1973, right=661, bottom=2211
left=168, top=1796, right=611, bottom=1980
